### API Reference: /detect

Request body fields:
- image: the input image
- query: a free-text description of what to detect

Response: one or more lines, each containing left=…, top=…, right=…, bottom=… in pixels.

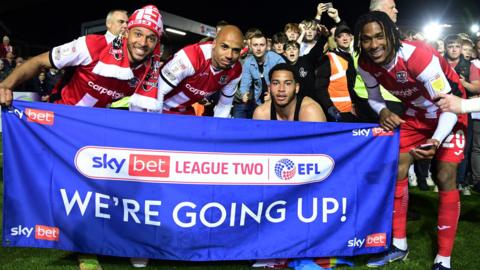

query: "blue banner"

left=2, top=101, right=399, bottom=261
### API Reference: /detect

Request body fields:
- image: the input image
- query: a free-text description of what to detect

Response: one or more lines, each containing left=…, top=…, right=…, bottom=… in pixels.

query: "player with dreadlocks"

left=354, top=11, right=467, bottom=270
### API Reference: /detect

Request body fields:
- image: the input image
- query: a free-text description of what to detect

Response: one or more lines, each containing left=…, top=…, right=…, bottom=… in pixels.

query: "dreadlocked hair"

left=353, top=11, right=402, bottom=57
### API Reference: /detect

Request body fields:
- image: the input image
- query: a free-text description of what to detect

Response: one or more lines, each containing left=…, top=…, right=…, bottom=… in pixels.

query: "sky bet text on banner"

left=2, top=101, right=399, bottom=261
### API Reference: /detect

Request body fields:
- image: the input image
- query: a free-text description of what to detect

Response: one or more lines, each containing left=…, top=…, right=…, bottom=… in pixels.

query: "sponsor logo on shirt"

left=395, top=71, right=408, bottom=83
left=185, top=83, right=209, bottom=96
left=389, top=86, right=419, bottom=97
left=87, top=81, right=125, bottom=100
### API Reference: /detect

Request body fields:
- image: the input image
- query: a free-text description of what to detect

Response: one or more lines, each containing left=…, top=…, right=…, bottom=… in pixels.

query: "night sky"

left=1, top=0, right=479, bottom=55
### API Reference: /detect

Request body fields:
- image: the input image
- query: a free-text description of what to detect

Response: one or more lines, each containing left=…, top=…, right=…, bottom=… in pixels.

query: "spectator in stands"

left=0, top=35, right=13, bottom=58
left=32, top=71, right=50, bottom=101
left=284, top=23, right=301, bottom=42
left=271, top=32, right=288, bottom=56
left=253, top=63, right=326, bottom=122
left=45, top=68, right=62, bottom=93
left=369, top=0, right=398, bottom=23
left=475, top=38, right=480, bottom=60
left=461, top=39, right=474, bottom=61
left=316, top=23, right=358, bottom=122
left=444, top=34, right=480, bottom=195
left=233, top=32, right=285, bottom=118
left=429, top=39, right=445, bottom=57
left=437, top=39, right=446, bottom=56
left=15, top=57, right=25, bottom=67
left=0, top=59, right=8, bottom=81
left=356, top=11, right=466, bottom=270
left=105, top=9, right=128, bottom=43
left=298, top=19, right=320, bottom=56
left=284, top=20, right=328, bottom=99
left=243, top=27, right=262, bottom=55
left=2, top=52, right=16, bottom=73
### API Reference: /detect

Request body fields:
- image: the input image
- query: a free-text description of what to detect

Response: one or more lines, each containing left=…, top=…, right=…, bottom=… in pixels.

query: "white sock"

left=434, top=255, right=451, bottom=268
left=393, top=238, right=408, bottom=251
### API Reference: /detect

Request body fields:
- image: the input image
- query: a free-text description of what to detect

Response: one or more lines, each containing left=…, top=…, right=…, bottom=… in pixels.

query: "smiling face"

left=211, top=25, right=244, bottom=70
left=360, top=21, right=394, bottom=65
left=126, top=27, right=158, bottom=66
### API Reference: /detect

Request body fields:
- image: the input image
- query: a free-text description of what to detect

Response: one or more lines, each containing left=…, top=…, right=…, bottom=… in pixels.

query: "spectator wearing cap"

left=315, top=22, right=359, bottom=122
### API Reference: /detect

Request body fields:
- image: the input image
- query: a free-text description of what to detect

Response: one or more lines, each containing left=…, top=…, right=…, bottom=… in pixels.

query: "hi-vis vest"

left=327, top=52, right=351, bottom=112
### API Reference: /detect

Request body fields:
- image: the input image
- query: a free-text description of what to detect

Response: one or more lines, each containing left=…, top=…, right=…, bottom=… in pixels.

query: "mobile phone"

left=417, top=143, right=434, bottom=150
left=325, top=2, right=333, bottom=8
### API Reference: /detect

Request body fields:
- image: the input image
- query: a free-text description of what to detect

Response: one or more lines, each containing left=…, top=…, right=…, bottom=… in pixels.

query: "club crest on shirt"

left=128, top=77, right=139, bottom=88
left=141, top=79, right=156, bottom=92
left=219, top=75, right=229, bottom=85
left=395, top=71, right=408, bottom=83
left=109, top=47, right=123, bottom=61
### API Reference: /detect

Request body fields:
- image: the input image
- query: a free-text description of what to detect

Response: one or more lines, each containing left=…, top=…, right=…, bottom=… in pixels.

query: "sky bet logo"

left=347, top=232, right=386, bottom=248
left=352, top=128, right=394, bottom=137
left=25, top=108, right=54, bottom=125
left=10, top=225, right=59, bottom=241
left=90, top=153, right=170, bottom=177
left=75, top=147, right=335, bottom=185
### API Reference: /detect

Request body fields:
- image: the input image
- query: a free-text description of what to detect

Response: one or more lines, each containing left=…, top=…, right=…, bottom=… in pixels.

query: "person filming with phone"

left=355, top=11, right=467, bottom=270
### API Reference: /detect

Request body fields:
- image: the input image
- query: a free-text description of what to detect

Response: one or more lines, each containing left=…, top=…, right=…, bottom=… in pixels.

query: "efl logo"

left=372, top=128, right=394, bottom=137
left=128, top=154, right=170, bottom=177
left=35, top=225, right=59, bottom=241
left=365, top=232, right=386, bottom=247
left=25, top=108, right=54, bottom=125
left=274, top=159, right=296, bottom=180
